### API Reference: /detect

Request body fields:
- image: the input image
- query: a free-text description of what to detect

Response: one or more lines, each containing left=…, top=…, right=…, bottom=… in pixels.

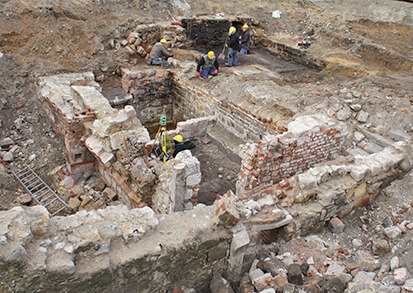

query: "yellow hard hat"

left=229, top=26, right=236, bottom=34
left=173, top=135, right=183, bottom=143
left=208, top=51, right=215, bottom=59
left=160, top=39, right=167, bottom=45
left=242, top=24, right=249, bottom=29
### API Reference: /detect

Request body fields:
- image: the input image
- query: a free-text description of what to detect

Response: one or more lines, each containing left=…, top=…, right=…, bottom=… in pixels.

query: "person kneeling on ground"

left=147, top=39, right=173, bottom=65
left=173, top=135, right=195, bottom=157
left=196, top=51, right=219, bottom=79
left=240, top=24, right=251, bottom=55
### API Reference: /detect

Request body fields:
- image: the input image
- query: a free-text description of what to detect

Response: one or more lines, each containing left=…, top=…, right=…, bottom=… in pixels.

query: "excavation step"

left=347, top=147, right=370, bottom=157
left=360, top=129, right=397, bottom=148
left=387, top=130, right=411, bottom=142
left=207, top=124, right=243, bottom=164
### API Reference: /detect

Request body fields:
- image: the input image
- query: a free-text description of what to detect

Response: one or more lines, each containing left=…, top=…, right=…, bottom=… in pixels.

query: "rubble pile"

left=236, top=228, right=413, bottom=293
left=49, top=165, right=118, bottom=212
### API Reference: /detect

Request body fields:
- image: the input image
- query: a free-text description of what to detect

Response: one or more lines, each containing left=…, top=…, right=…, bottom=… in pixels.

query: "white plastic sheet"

left=272, top=10, right=282, bottom=19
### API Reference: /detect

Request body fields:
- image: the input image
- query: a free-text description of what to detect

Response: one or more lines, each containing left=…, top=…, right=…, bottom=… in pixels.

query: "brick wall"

left=236, top=115, right=351, bottom=194
left=237, top=140, right=413, bottom=235
left=173, top=77, right=277, bottom=142
left=217, top=100, right=279, bottom=141
left=181, top=18, right=230, bottom=47
left=40, top=85, right=98, bottom=174
left=258, top=38, right=326, bottom=70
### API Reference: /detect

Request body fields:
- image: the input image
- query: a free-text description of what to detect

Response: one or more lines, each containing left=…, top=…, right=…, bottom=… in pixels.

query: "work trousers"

left=228, top=48, right=238, bottom=66
left=200, top=67, right=217, bottom=78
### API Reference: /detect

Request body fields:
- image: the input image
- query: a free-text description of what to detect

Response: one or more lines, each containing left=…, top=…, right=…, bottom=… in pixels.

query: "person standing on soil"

left=196, top=51, right=219, bottom=79
left=225, top=26, right=240, bottom=67
left=240, top=24, right=251, bottom=55
left=147, top=39, right=173, bottom=65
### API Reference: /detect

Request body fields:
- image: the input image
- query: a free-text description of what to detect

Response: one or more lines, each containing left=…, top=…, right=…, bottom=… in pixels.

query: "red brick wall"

left=237, top=124, right=347, bottom=193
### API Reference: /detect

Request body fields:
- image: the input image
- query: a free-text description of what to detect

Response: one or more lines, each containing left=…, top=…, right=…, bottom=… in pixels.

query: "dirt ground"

left=0, top=0, right=413, bottom=285
left=191, top=135, right=241, bottom=205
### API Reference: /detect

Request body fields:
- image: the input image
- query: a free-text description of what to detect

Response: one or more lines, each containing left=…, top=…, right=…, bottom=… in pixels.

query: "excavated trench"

left=3, top=11, right=413, bottom=292
left=40, top=18, right=329, bottom=212
left=99, top=71, right=242, bottom=205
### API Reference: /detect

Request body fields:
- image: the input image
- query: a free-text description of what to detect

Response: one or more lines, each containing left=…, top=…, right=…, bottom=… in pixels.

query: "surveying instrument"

left=151, top=114, right=174, bottom=163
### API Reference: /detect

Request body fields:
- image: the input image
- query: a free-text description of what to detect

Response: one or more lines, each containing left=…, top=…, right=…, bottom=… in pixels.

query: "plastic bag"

left=272, top=10, right=282, bottom=19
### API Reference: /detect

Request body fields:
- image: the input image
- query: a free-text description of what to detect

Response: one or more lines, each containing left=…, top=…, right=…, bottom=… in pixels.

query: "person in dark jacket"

left=225, top=26, right=240, bottom=67
left=147, top=39, right=173, bottom=65
left=196, top=51, right=219, bottom=79
left=240, top=24, right=251, bottom=55
left=172, top=135, right=195, bottom=157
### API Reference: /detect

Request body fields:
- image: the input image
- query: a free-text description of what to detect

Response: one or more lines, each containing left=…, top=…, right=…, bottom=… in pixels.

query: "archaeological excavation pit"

left=1, top=7, right=413, bottom=292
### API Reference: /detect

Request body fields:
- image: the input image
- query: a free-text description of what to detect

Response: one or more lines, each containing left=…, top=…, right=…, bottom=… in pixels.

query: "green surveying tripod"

left=151, top=114, right=174, bottom=163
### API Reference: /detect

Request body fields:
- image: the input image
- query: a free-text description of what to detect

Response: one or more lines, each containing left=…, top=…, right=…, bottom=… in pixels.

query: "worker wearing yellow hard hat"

left=225, top=26, right=240, bottom=67
left=196, top=50, right=219, bottom=79
left=173, top=135, right=183, bottom=143
left=172, top=134, right=195, bottom=157
left=241, top=23, right=251, bottom=55
left=147, top=38, right=173, bottom=65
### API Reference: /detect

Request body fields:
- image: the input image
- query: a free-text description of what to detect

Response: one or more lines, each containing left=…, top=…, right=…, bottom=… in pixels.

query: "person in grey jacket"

left=147, top=39, right=173, bottom=65
left=240, top=24, right=251, bottom=55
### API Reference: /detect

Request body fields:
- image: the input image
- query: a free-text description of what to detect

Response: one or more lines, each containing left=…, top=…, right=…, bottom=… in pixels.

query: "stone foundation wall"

left=236, top=115, right=351, bottom=194
left=237, top=140, right=413, bottom=235
left=152, top=150, right=201, bottom=213
left=121, top=69, right=174, bottom=125
left=0, top=204, right=231, bottom=292
left=119, top=22, right=188, bottom=60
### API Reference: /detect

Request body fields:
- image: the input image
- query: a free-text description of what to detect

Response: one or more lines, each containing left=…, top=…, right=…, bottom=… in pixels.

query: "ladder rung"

left=16, top=168, right=30, bottom=177
left=33, top=186, right=48, bottom=196
left=39, top=193, right=54, bottom=203
left=35, top=191, right=51, bottom=201
left=34, top=190, right=50, bottom=200
left=27, top=180, right=42, bottom=189
left=30, top=185, right=46, bottom=194
left=43, top=198, right=57, bottom=207
left=51, top=206, right=67, bottom=216
left=21, top=174, right=36, bottom=183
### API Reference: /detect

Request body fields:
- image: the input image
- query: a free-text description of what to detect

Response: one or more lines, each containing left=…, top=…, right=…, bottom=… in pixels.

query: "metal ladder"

left=13, top=164, right=70, bottom=216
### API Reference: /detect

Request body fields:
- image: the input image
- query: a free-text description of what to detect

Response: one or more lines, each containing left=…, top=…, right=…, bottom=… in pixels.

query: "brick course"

left=236, top=115, right=351, bottom=194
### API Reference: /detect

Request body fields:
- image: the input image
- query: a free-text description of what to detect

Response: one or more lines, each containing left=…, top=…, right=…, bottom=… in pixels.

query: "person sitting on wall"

left=173, top=135, right=195, bottom=157
left=240, top=24, right=251, bottom=55
left=147, top=39, right=173, bottom=65
left=225, top=26, right=240, bottom=67
left=196, top=51, right=219, bottom=79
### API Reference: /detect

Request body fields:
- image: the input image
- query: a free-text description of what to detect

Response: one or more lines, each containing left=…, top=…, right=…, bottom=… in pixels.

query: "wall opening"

left=259, top=228, right=280, bottom=245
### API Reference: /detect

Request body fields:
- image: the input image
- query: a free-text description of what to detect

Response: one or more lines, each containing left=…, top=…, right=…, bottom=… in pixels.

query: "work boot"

left=225, top=63, right=232, bottom=67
